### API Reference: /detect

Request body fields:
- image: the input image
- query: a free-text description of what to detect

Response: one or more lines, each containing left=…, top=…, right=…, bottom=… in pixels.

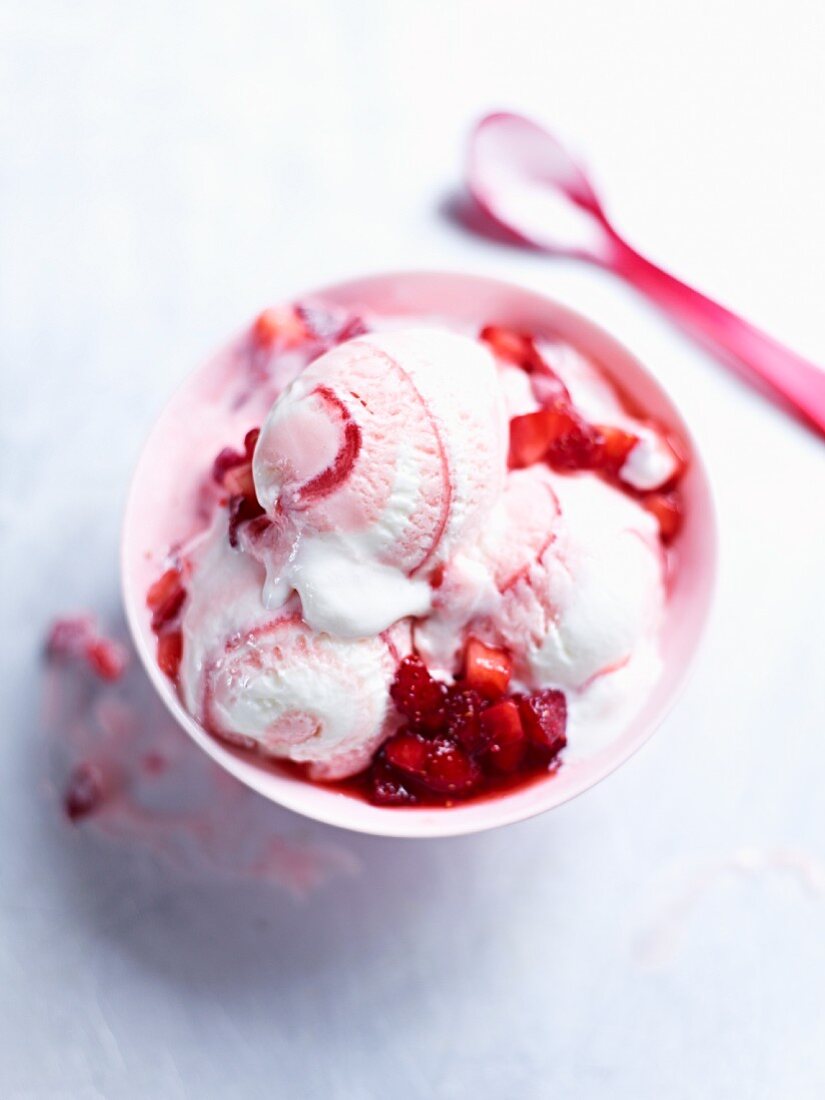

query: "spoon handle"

left=608, top=236, right=825, bottom=436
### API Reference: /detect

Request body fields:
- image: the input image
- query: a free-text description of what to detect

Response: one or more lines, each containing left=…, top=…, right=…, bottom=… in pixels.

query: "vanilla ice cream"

left=179, top=510, right=411, bottom=778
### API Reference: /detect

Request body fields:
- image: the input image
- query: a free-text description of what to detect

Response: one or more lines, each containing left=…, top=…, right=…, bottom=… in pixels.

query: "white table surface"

left=2, top=2, right=825, bottom=1097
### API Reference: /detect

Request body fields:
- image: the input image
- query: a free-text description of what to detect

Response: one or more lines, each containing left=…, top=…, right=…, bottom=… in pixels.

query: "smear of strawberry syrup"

left=42, top=615, right=360, bottom=898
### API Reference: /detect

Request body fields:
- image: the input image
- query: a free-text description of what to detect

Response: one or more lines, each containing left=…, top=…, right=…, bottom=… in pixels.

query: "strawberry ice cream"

left=144, top=300, right=685, bottom=804
left=250, top=329, right=506, bottom=637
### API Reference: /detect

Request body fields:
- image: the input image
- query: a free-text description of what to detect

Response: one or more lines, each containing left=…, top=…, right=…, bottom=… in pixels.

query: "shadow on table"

left=32, top=605, right=574, bottom=1006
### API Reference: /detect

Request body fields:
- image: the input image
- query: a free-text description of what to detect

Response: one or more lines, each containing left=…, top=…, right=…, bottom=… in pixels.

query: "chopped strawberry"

left=444, top=686, right=487, bottom=751
left=374, top=648, right=573, bottom=805
left=422, top=738, right=481, bottom=794
left=389, top=655, right=447, bottom=730
left=227, top=493, right=266, bottom=548
left=147, top=568, right=186, bottom=632
left=64, top=762, right=105, bottom=822
left=146, top=568, right=182, bottom=612
left=428, top=563, right=446, bottom=589
left=222, top=461, right=256, bottom=500
left=480, top=700, right=526, bottom=773
left=480, top=324, right=544, bottom=371
left=369, top=762, right=418, bottom=806
left=46, top=616, right=127, bottom=682
left=156, top=630, right=183, bottom=680
left=519, top=690, right=567, bottom=757
left=642, top=489, right=683, bottom=544
left=480, top=324, right=573, bottom=407
left=211, top=446, right=246, bottom=484
left=243, top=427, right=260, bottom=457
left=529, top=368, right=572, bottom=406
left=85, top=638, right=127, bottom=682
left=509, top=408, right=558, bottom=467
left=464, top=638, right=512, bottom=700
left=383, top=731, right=430, bottom=776
left=252, top=305, right=307, bottom=349
left=212, top=429, right=260, bottom=486
left=510, top=402, right=602, bottom=471
left=212, top=433, right=264, bottom=547
left=544, top=406, right=603, bottom=471
left=595, top=425, right=639, bottom=474
left=46, top=616, right=94, bottom=660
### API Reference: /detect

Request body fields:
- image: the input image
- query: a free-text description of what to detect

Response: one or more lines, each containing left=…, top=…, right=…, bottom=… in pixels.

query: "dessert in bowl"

left=122, top=272, right=716, bottom=838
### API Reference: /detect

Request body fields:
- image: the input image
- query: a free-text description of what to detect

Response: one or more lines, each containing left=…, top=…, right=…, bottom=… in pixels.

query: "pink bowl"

left=122, top=271, right=717, bottom=838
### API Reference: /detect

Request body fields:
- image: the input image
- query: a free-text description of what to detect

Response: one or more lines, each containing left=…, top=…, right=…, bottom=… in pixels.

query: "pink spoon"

left=467, top=111, right=825, bottom=437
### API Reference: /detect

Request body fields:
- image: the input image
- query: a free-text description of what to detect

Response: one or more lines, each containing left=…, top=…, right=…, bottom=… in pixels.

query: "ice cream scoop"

left=250, top=329, right=507, bottom=637
left=179, top=512, right=411, bottom=778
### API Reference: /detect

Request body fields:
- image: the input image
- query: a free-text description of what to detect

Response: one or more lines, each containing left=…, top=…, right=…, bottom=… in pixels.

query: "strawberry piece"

left=510, top=402, right=603, bottom=471
left=509, top=408, right=558, bottom=467
left=64, top=762, right=105, bottom=822
left=156, top=630, right=183, bottom=680
left=444, top=686, right=487, bottom=751
left=529, top=368, right=572, bottom=406
left=383, top=732, right=430, bottom=776
left=85, top=638, right=127, bottom=682
left=519, top=690, right=567, bottom=757
left=150, top=586, right=185, bottom=632
left=243, top=427, right=260, bottom=457
left=480, top=325, right=571, bottom=403
left=480, top=325, right=540, bottom=369
left=46, top=616, right=127, bottom=682
left=642, top=489, right=683, bottom=544
left=390, top=655, right=448, bottom=731
left=222, top=461, right=256, bottom=500
left=428, top=563, right=446, bottom=589
left=212, top=428, right=261, bottom=486
left=369, top=762, right=418, bottom=806
left=595, top=425, right=639, bottom=475
left=147, top=568, right=186, bottom=632
left=480, top=700, right=526, bottom=773
left=212, top=432, right=265, bottom=548
left=464, top=638, right=512, bottom=700
left=421, top=738, right=481, bottom=794
left=227, top=493, right=266, bottom=548
left=46, top=616, right=93, bottom=660
left=252, top=305, right=307, bottom=349
left=146, top=568, right=182, bottom=612
left=544, top=405, right=603, bottom=471
left=211, top=446, right=246, bottom=484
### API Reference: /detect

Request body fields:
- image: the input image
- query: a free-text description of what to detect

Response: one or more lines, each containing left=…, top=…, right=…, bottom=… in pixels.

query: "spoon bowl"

left=469, top=112, right=612, bottom=260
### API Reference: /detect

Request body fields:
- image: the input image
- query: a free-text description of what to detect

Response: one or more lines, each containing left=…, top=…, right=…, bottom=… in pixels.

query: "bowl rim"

left=121, top=268, right=718, bottom=839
